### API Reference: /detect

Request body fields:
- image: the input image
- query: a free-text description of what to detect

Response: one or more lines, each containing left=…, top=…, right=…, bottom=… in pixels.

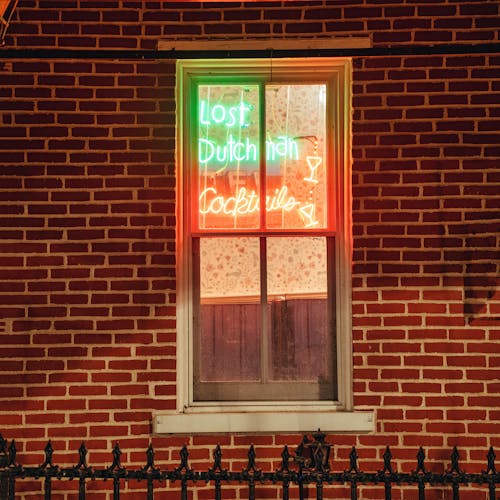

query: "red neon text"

left=199, top=186, right=319, bottom=227
left=199, top=186, right=301, bottom=217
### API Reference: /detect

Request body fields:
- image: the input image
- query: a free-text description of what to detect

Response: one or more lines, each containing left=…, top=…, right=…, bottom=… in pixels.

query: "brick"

left=401, top=382, right=441, bottom=393
left=130, top=398, right=175, bottom=410
left=383, top=395, right=423, bottom=406
left=426, top=422, right=465, bottom=434
left=47, top=347, right=88, bottom=357
left=468, top=423, right=500, bottom=434
left=70, top=412, right=109, bottom=424
left=46, top=399, right=86, bottom=411
left=285, top=22, right=322, bottom=33
left=69, top=385, right=107, bottom=396
left=467, top=342, right=500, bottom=353
left=26, top=386, right=66, bottom=397
left=92, top=372, right=132, bottom=383
left=394, top=18, right=430, bottom=30
left=110, top=384, right=149, bottom=396
left=372, top=30, right=412, bottom=43
left=99, top=37, right=138, bottom=48
left=415, top=30, right=453, bottom=42
left=114, top=411, right=151, bottom=422
left=91, top=347, right=131, bottom=357
left=25, top=413, right=65, bottom=425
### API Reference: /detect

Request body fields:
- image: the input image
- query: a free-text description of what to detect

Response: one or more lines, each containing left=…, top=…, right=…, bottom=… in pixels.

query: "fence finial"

left=415, top=447, right=426, bottom=474
left=348, top=446, right=359, bottom=474
left=108, top=442, right=125, bottom=472
left=0, top=434, right=6, bottom=468
left=242, top=444, right=261, bottom=477
left=76, top=442, right=88, bottom=469
left=210, top=444, right=226, bottom=474
left=486, top=447, right=496, bottom=475
left=40, top=440, right=55, bottom=469
left=278, top=445, right=290, bottom=474
left=177, top=444, right=192, bottom=473
left=143, top=443, right=158, bottom=472
left=382, top=446, right=393, bottom=474
left=7, top=440, right=16, bottom=467
left=449, top=446, right=462, bottom=474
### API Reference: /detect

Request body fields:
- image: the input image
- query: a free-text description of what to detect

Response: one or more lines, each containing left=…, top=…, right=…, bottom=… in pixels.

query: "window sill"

left=154, top=409, right=374, bottom=435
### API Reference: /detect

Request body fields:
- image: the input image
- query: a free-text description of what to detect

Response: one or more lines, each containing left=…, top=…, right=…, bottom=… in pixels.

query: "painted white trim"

left=154, top=410, right=374, bottom=435
left=159, top=37, right=371, bottom=52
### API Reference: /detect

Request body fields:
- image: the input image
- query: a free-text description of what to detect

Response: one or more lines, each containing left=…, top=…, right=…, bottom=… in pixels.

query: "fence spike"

left=241, top=444, right=262, bottom=481
left=278, top=445, right=290, bottom=474
left=210, top=444, right=225, bottom=473
left=382, top=446, right=393, bottom=474
left=449, top=446, right=462, bottom=474
left=40, top=440, right=54, bottom=469
left=177, top=444, right=191, bottom=473
left=144, top=443, right=156, bottom=472
left=248, top=445, right=256, bottom=470
left=108, top=442, right=124, bottom=472
left=8, top=440, right=16, bottom=467
left=0, top=434, right=7, bottom=468
left=348, top=446, right=359, bottom=474
left=486, top=447, right=496, bottom=474
left=242, top=444, right=260, bottom=475
left=415, top=447, right=426, bottom=474
left=76, top=442, right=88, bottom=469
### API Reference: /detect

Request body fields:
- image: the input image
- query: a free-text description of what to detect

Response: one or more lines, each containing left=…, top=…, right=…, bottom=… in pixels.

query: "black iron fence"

left=0, top=431, right=499, bottom=500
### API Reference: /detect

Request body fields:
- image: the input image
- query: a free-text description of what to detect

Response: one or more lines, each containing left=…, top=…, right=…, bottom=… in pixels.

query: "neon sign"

left=304, top=156, right=322, bottom=184
left=198, top=135, right=299, bottom=165
left=199, top=136, right=257, bottom=164
left=199, top=100, right=252, bottom=128
left=199, top=186, right=319, bottom=227
left=197, top=85, right=326, bottom=229
left=198, top=99, right=299, bottom=166
left=266, top=137, right=298, bottom=162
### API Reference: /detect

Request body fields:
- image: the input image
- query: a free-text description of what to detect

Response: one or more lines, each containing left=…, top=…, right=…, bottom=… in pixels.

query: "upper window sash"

left=186, top=76, right=336, bottom=234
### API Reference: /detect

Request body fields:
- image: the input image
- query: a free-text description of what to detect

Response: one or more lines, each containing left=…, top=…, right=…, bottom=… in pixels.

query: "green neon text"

left=198, top=135, right=299, bottom=164
left=199, top=100, right=252, bottom=128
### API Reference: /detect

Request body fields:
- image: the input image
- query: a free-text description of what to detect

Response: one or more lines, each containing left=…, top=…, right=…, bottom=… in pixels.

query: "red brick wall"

left=0, top=1, right=499, bottom=498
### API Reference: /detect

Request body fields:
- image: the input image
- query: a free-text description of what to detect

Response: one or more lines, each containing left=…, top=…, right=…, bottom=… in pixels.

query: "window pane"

left=197, top=237, right=261, bottom=384
left=265, top=85, right=328, bottom=229
left=197, top=85, right=260, bottom=230
left=199, top=236, right=260, bottom=299
left=266, top=237, right=334, bottom=399
left=267, top=236, right=327, bottom=296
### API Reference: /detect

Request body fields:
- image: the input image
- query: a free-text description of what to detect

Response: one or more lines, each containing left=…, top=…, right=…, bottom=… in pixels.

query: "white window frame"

left=154, top=57, right=373, bottom=434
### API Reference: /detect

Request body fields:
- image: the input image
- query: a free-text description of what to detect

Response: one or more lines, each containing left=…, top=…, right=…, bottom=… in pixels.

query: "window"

left=155, top=57, right=373, bottom=434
